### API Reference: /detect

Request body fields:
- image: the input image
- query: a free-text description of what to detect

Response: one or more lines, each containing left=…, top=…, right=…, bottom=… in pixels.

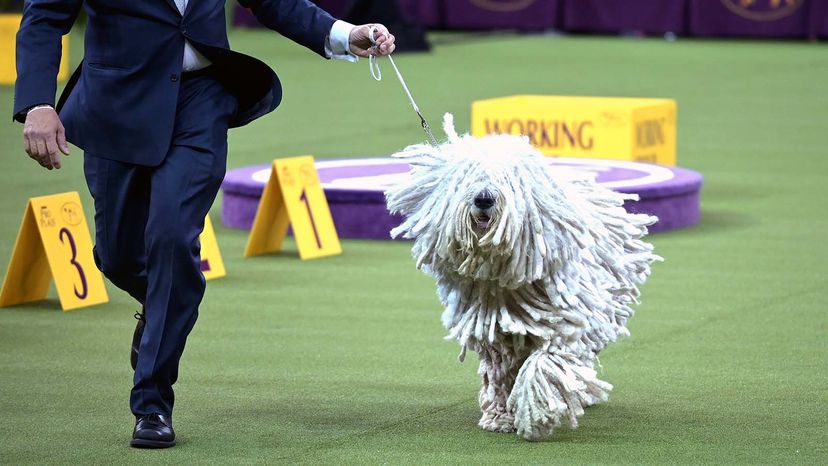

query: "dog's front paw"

left=479, top=412, right=515, bottom=433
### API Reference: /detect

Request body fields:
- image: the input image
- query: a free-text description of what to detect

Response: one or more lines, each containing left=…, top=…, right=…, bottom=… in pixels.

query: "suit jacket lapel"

left=163, top=0, right=182, bottom=16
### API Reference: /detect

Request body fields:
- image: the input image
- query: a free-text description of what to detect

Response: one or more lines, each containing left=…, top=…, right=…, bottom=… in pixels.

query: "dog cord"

left=369, top=28, right=439, bottom=147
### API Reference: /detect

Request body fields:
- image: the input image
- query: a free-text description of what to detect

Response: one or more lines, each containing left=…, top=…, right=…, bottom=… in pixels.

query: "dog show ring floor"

left=220, top=157, right=703, bottom=238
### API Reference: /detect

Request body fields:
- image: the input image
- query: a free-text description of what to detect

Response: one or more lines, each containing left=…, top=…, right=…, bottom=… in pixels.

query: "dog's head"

left=470, top=189, right=497, bottom=233
left=386, top=114, right=606, bottom=287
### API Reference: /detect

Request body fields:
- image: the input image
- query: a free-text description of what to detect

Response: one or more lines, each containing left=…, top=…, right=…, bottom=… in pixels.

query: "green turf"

left=1, top=27, right=827, bottom=465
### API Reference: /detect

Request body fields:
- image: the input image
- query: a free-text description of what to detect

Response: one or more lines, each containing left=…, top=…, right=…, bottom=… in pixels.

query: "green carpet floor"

left=0, top=27, right=826, bottom=465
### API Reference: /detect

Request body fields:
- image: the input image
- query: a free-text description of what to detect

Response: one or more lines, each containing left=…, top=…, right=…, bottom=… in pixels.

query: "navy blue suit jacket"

left=13, top=0, right=336, bottom=166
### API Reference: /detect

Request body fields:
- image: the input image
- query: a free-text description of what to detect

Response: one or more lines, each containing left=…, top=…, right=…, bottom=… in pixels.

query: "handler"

left=14, top=0, right=394, bottom=449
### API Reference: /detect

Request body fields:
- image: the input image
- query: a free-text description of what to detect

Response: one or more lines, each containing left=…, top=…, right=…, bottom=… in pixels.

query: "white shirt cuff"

left=325, top=20, right=358, bottom=63
left=27, top=104, right=54, bottom=115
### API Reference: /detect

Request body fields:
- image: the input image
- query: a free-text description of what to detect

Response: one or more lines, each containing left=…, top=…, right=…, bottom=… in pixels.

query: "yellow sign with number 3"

left=0, top=192, right=108, bottom=311
left=244, top=156, right=342, bottom=260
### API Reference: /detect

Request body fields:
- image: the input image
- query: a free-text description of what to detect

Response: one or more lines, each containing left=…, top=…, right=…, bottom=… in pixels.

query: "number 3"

left=59, top=228, right=88, bottom=300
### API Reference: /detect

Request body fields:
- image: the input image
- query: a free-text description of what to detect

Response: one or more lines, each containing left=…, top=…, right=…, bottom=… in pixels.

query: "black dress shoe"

left=131, top=310, right=145, bottom=370
left=130, top=413, right=176, bottom=448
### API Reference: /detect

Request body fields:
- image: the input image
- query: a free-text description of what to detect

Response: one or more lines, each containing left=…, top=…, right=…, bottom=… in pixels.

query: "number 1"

left=299, top=189, right=322, bottom=249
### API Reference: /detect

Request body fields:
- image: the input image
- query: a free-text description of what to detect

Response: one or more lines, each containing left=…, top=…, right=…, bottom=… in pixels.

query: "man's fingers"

left=49, top=152, right=62, bottom=169
left=33, top=151, right=52, bottom=170
left=372, top=25, right=390, bottom=39
left=46, top=138, right=59, bottom=156
left=46, top=139, right=62, bottom=169
left=353, top=48, right=372, bottom=58
left=368, top=25, right=394, bottom=55
left=23, top=134, right=32, bottom=156
left=23, top=126, right=36, bottom=155
left=379, top=38, right=395, bottom=54
left=57, top=126, right=70, bottom=155
left=364, top=24, right=388, bottom=43
left=29, top=137, right=42, bottom=157
left=35, top=140, right=54, bottom=169
left=24, top=137, right=53, bottom=170
left=35, top=139, right=47, bottom=158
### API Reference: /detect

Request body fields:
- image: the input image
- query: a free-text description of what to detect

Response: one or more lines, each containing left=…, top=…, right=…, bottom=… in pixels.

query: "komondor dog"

left=386, top=114, right=661, bottom=441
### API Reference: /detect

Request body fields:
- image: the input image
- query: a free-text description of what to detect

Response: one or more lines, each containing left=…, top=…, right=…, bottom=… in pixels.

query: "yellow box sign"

left=0, top=14, right=70, bottom=85
left=471, top=95, right=677, bottom=165
left=244, top=156, right=342, bottom=260
left=199, top=215, right=226, bottom=281
left=0, top=192, right=108, bottom=311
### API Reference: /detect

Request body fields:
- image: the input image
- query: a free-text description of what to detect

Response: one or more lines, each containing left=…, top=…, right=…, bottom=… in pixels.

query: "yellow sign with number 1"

left=0, top=192, right=108, bottom=311
left=244, top=156, right=341, bottom=260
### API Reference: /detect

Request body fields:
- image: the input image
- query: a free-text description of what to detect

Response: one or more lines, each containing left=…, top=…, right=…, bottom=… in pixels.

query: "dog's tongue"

left=476, top=217, right=491, bottom=230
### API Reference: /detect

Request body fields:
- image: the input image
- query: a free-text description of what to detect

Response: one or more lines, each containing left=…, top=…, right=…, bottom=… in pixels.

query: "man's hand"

left=349, top=24, right=396, bottom=58
left=23, top=107, right=70, bottom=170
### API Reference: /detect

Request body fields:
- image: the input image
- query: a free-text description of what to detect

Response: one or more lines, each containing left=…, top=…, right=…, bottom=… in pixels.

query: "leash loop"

left=369, top=52, right=382, bottom=81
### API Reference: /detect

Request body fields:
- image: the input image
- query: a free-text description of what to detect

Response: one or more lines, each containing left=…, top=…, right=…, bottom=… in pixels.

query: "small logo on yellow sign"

left=60, top=201, right=82, bottom=226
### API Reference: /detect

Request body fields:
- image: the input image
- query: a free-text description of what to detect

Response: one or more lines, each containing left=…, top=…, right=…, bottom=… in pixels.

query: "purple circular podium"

left=221, top=157, right=703, bottom=239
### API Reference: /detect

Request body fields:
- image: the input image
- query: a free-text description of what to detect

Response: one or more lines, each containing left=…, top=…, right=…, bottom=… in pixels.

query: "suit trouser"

left=83, top=71, right=237, bottom=416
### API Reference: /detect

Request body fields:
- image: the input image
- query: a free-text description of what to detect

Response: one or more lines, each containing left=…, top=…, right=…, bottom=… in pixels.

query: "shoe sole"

left=130, top=438, right=176, bottom=449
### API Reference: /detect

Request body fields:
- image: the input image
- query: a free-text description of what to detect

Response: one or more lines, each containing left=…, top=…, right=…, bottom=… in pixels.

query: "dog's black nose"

left=474, top=194, right=495, bottom=210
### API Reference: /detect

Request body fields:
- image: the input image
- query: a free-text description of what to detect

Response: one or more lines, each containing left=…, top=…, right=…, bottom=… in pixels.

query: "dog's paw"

left=478, top=412, right=515, bottom=433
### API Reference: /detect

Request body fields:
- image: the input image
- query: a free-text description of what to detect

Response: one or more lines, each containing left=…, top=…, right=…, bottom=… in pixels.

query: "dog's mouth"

left=473, top=213, right=492, bottom=231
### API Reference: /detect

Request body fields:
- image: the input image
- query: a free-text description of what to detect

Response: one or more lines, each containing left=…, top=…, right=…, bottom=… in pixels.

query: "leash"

left=369, top=28, right=439, bottom=146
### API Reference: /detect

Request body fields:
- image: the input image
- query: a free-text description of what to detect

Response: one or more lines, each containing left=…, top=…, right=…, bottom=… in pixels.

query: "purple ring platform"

left=221, top=157, right=703, bottom=239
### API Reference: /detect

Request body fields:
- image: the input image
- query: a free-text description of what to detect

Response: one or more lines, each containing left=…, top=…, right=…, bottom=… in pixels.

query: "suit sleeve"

left=236, top=0, right=337, bottom=58
left=13, top=0, right=83, bottom=123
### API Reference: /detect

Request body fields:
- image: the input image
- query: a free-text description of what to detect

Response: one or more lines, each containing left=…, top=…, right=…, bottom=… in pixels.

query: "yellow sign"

left=471, top=95, right=677, bottom=165
left=0, top=14, right=70, bottom=85
left=0, top=192, right=108, bottom=311
left=244, top=156, right=342, bottom=260
left=199, top=215, right=226, bottom=280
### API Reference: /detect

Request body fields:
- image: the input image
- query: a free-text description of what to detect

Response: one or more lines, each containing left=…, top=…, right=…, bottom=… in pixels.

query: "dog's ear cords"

left=369, top=27, right=439, bottom=147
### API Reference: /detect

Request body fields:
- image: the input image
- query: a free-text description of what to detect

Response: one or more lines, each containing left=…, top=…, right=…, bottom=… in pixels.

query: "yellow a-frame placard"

left=0, top=192, right=108, bottom=311
left=244, top=156, right=341, bottom=260
left=199, top=214, right=226, bottom=280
